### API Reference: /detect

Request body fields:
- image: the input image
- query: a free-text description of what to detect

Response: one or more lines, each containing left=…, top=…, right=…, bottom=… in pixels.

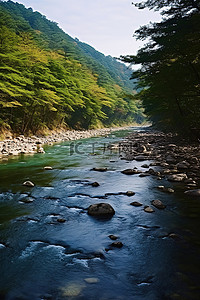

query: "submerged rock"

left=110, top=241, right=123, bottom=248
left=60, top=282, right=85, bottom=297
left=151, top=200, right=166, bottom=209
left=87, top=203, right=115, bottom=217
left=184, top=189, right=200, bottom=197
left=84, top=278, right=99, bottom=284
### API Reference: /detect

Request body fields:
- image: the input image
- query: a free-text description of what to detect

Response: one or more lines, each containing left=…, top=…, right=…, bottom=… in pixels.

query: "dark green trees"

left=123, top=0, right=200, bottom=137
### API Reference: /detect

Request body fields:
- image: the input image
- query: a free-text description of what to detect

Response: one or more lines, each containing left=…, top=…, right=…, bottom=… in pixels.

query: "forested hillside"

left=122, top=0, right=200, bottom=138
left=0, top=0, right=144, bottom=134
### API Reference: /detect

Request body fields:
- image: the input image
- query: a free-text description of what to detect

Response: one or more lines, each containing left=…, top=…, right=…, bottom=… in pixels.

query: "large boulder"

left=88, top=203, right=115, bottom=217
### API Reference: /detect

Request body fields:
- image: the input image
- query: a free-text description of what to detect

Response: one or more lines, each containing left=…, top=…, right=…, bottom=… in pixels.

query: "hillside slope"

left=0, top=0, right=144, bottom=134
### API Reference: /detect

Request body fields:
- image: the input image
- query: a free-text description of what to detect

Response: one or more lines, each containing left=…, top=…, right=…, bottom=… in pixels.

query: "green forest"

left=122, top=0, right=200, bottom=138
left=0, top=0, right=144, bottom=134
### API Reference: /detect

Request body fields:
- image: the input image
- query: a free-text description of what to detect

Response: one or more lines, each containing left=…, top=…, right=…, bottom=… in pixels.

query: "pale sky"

left=10, top=0, right=161, bottom=57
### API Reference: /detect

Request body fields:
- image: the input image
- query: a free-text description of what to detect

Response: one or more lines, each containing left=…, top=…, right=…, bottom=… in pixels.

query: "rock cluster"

left=120, top=130, right=200, bottom=191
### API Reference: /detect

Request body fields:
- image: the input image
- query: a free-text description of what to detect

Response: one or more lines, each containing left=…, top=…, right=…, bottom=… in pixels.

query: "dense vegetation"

left=0, top=1, right=144, bottom=134
left=122, top=0, right=200, bottom=138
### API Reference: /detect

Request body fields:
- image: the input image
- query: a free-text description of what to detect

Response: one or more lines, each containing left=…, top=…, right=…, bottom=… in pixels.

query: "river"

left=0, top=127, right=200, bottom=300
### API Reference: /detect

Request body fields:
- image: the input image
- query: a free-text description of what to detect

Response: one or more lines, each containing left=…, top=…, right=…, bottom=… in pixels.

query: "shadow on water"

left=0, top=126, right=200, bottom=300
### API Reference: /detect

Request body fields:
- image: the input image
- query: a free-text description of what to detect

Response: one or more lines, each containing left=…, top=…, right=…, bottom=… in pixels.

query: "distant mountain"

left=0, top=1, right=144, bottom=133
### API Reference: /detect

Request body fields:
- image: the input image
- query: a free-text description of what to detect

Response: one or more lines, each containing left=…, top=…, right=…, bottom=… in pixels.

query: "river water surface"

left=0, top=128, right=200, bottom=300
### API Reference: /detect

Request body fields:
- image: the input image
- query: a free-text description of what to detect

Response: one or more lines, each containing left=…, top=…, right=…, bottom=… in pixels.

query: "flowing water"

left=0, top=127, right=200, bottom=300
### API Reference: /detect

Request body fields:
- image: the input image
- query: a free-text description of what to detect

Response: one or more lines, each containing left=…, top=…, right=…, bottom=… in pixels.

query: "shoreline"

left=0, top=126, right=135, bottom=160
left=119, top=130, right=200, bottom=190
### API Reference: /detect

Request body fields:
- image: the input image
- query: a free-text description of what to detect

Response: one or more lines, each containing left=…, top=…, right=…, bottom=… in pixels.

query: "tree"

left=122, top=1, right=200, bottom=136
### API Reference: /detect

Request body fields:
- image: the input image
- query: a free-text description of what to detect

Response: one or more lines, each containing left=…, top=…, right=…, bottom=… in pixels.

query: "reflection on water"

left=0, top=127, right=200, bottom=300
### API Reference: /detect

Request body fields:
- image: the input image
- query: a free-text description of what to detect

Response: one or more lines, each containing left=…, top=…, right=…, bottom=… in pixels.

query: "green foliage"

left=122, top=1, right=200, bottom=137
left=0, top=1, right=144, bottom=133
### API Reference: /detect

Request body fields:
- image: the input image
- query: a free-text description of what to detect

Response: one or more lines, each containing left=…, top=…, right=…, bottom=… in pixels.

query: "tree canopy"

left=123, top=0, right=200, bottom=137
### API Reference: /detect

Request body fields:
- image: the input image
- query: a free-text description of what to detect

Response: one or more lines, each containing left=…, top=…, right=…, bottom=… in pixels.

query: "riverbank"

left=119, top=130, right=200, bottom=191
left=0, top=126, right=131, bottom=159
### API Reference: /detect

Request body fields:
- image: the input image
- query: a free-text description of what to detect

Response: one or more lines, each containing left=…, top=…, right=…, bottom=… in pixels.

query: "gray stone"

left=130, top=201, right=142, bottom=207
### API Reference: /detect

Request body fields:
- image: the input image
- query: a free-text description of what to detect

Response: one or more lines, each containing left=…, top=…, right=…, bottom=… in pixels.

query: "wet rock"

left=166, top=155, right=177, bottom=164
left=44, top=166, right=53, bottom=170
left=57, top=218, right=66, bottom=223
left=84, top=278, right=99, bottom=284
left=87, top=203, right=115, bottom=217
left=110, top=241, right=123, bottom=248
left=108, top=234, right=118, bottom=240
left=126, top=191, right=135, bottom=196
left=22, top=181, right=35, bottom=187
left=176, top=161, right=190, bottom=170
left=136, top=145, right=147, bottom=153
left=157, top=186, right=174, bottom=193
left=91, top=182, right=100, bottom=187
left=92, top=167, right=108, bottom=172
left=144, top=206, right=155, bottom=213
left=139, top=173, right=150, bottom=177
left=151, top=200, right=166, bottom=209
left=121, top=168, right=140, bottom=175
left=168, top=173, right=187, bottom=182
left=184, top=189, right=200, bottom=197
left=168, top=233, right=180, bottom=239
left=130, top=201, right=143, bottom=207
left=135, top=155, right=147, bottom=161
left=20, top=197, right=34, bottom=203
left=141, top=164, right=149, bottom=168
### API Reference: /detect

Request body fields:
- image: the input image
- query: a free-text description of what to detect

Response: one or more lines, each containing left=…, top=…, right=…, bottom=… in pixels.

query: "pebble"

left=84, top=278, right=99, bottom=284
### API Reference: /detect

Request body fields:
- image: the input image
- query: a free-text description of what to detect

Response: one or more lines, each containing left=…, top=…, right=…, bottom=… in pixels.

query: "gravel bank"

left=0, top=127, right=129, bottom=159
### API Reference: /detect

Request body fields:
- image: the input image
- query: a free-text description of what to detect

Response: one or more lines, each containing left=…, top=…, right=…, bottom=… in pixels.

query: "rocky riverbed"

left=0, top=127, right=128, bottom=159
left=117, top=130, right=200, bottom=192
